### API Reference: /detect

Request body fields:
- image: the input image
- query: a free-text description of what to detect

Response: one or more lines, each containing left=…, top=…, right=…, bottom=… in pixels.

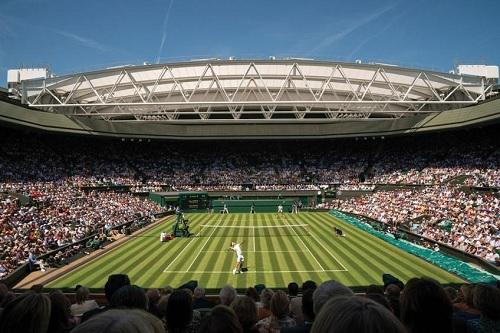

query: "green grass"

left=46, top=212, right=464, bottom=291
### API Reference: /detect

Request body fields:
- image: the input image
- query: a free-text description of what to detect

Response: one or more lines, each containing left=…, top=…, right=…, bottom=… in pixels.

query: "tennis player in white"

left=229, top=241, right=245, bottom=275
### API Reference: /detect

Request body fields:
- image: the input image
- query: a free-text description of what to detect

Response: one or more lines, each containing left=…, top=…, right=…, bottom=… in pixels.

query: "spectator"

left=192, top=287, right=215, bottom=310
left=70, top=308, right=165, bottom=333
left=220, top=285, right=237, bottom=306
left=282, top=289, right=315, bottom=333
left=147, top=288, right=162, bottom=318
left=312, top=280, right=354, bottom=315
left=0, top=292, right=51, bottom=333
left=48, top=290, right=77, bottom=333
left=165, top=289, right=200, bottom=333
left=231, top=295, right=258, bottom=333
left=81, top=274, right=130, bottom=322
left=385, top=284, right=401, bottom=318
left=400, top=277, right=453, bottom=333
left=467, top=284, right=500, bottom=333
left=256, top=290, right=295, bottom=332
left=70, top=286, right=99, bottom=317
left=198, top=305, right=243, bottom=333
left=257, top=289, right=274, bottom=320
left=111, top=285, right=148, bottom=311
left=310, top=296, right=406, bottom=333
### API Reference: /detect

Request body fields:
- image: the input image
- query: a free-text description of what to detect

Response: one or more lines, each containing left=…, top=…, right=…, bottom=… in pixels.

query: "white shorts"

left=237, top=254, right=244, bottom=263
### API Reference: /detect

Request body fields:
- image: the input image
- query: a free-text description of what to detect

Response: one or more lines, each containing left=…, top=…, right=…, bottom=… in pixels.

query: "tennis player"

left=229, top=241, right=245, bottom=275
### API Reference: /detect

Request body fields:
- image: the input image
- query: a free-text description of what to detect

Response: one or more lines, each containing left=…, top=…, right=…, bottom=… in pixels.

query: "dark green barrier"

left=212, top=199, right=294, bottom=213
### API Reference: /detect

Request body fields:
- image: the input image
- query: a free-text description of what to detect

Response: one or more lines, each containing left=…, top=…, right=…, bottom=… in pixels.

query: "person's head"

left=198, top=305, right=243, bottom=333
left=111, top=285, right=148, bottom=310
left=400, top=277, right=453, bottom=333
left=245, top=287, right=259, bottom=302
left=146, top=289, right=161, bottom=304
left=473, top=284, right=500, bottom=321
left=76, top=286, right=91, bottom=304
left=288, top=282, right=299, bottom=297
left=443, top=287, right=457, bottom=302
left=270, top=290, right=290, bottom=320
left=302, top=289, right=315, bottom=322
left=311, top=296, right=406, bottom=333
left=157, top=295, right=170, bottom=319
left=302, top=280, right=317, bottom=292
left=48, top=290, right=72, bottom=331
left=313, top=280, right=354, bottom=315
left=260, top=288, right=274, bottom=309
left=105, top=274, right=131, bottom=302
left=385, top=284, right=401, bottom=299
left=231, top=296, right=257, bottom=331
left=219, top=284, right=237, bottom=306
left=193, top=287, right=205, bottom=299
left=460, top=284, right=475, bottom=307
left=166, top=289, right=193, bottom=332
left=0, top=292, right=52, bottom=333
left=160, top=286, right=173, bottom=296
left=70, top=309, right=165, bottom=333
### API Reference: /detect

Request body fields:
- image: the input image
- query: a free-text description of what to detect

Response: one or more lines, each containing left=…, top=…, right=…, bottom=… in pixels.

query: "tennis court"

left=46, top=212, right=464, bottom=290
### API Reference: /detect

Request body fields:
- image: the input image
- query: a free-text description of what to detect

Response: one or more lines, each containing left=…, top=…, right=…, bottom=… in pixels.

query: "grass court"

left=46, top=212, right=464, bottom=291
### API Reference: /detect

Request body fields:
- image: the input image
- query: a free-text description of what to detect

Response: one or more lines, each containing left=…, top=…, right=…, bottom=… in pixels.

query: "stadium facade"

left=3, top=59, right=500, bottom=139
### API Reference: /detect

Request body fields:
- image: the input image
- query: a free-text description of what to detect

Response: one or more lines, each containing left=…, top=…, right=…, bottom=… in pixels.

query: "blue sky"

left=0, top=0, right=499, bottom=86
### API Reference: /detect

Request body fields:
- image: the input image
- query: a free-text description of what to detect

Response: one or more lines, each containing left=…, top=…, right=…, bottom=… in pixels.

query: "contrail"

left=156, top=0, right=175, bottom=64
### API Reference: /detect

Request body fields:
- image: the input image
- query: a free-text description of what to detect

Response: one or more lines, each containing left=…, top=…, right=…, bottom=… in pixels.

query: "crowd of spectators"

left=0, top=184, right=162, bottom=275
left=0, top=126, right=498, bottom=275
left=0, top=274, right=499, bottom=333
left=334, top=186, right=499, bottom=264
left=1, top=127, right=498, bottom=191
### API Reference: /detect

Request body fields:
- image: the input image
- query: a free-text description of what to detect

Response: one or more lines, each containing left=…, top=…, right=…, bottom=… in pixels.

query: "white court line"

left=282, top=215, right=325, bottom=272
left=185, top=215, right=226, bottom=272
left=164, top=269, right=347, bottom=274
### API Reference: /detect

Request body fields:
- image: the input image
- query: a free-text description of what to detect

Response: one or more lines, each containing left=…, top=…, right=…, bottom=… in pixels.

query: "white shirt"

left=232, top=243, right=242, bottom=256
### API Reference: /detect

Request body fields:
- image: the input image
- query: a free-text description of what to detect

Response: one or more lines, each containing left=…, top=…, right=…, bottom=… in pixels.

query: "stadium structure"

left=0, top=59, right=498, bottom=296
left=3, top=59, right=500, bottom=139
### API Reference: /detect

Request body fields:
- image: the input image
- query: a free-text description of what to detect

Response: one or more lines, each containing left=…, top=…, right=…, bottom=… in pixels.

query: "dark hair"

left=311, top=296, right=406, bottom=333
left=473, top=284, right=500, bottom=321
left=366, top=285, right=384, bottom=295
left=288, top=282, right=299, bottom=296
left=245, top=287, right=260, bottom=302
left=48, top=290, right=74, bottom=333
left=302, top=280, right=317, bottom=292
left=0, top=292, right=52, bottom=333
left=111, top=285, right=148, bottom=310
left=105, top=274, right=131, bottom=302
left=231, top=296, right=257, bottom=332
left=166, top=289, right=193, bottom=332
left=302, top=289, right=315, bottom=321
left=198, top=305, right=243, bottom=333
left=270, top=290, right=290, bottom=320
left=400, top=277, right=453, bottom=333
left=365, top=294, right=392, bottom=311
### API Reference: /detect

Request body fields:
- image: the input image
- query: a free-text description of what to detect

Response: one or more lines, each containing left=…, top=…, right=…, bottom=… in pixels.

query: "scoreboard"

left=178, top=192, right=208, bottom=210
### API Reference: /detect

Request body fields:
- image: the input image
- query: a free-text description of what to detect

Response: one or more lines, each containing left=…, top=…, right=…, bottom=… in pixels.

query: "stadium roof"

left=14, top=59, right=495, bottom=122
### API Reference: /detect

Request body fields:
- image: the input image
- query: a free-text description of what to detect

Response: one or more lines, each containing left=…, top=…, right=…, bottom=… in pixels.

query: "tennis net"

left=197, top=223, right=310, bottom=237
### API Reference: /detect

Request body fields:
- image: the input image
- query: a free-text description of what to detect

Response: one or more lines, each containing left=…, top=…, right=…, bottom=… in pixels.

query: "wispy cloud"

left=51, top=29, right=110, bottom=52
left=156, top=0, right=175, bottom=64
left=308, top=3, right=397, bottom=55
left=347, top=5, right=410, bottom=59
left=0, top=14, right=112, bottom=53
